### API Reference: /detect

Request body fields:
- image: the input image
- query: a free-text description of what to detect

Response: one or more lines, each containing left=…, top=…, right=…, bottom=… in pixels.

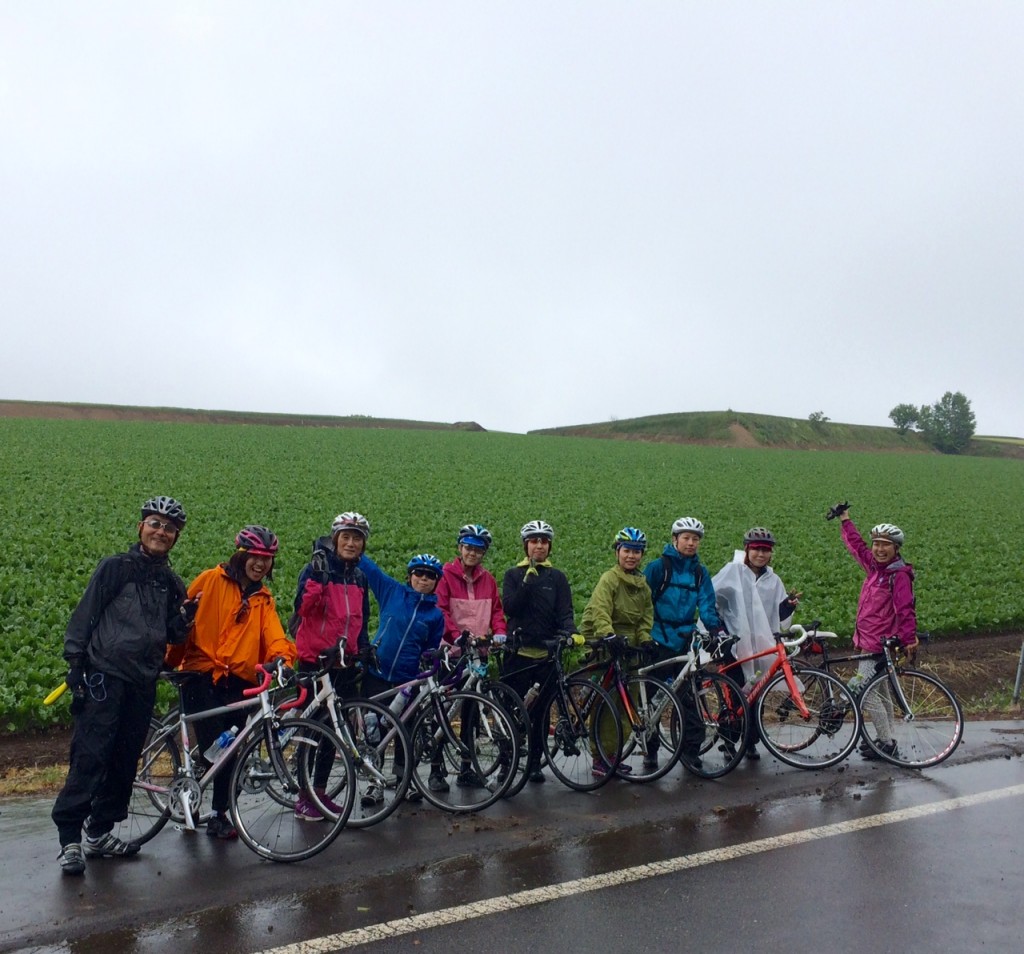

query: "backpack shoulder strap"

left=653, top=553, right=672, bottom=604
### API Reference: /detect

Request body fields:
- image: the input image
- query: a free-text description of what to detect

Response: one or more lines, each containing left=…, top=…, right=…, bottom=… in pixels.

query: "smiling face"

left=409, top=570, right=439, bottom=594
left=871, top=538, right=898, bottom=564
left=458, top=543, right=486, bottom=568
left=244, top=554, right=273, bottom=583
left=334, top=530, right=366, bottom=561
left=616, top=546, right=644, bottom=572
left=138, top=516, right=179, bottom=556
left=745, top=545, right=773, bottom=571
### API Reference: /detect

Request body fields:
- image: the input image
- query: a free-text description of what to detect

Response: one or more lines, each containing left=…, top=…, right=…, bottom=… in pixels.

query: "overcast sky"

left=2, top=2, right=1022, bottom=436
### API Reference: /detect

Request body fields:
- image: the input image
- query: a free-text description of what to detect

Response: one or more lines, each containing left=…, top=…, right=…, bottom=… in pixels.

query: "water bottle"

left=203, top=725, right=238, bottom=764
left=848, top=670, right=866, bottom=696
left=742, top=671, right=762, bottom=698
left=523, top=682, right=541, bottom=708
left=389, top=685, right=415, bottom=716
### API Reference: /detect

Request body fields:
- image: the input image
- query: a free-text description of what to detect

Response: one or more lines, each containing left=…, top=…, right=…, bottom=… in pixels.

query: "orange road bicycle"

left=714, top=623, right=862, bottom=769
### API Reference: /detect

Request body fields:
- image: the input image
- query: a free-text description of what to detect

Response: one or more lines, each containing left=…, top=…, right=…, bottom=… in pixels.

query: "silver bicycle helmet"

left=671, top=516, right=704, bottom=538
left=871, top=523, right=905, bottom=547
left=520, top=520, right=554, bottom=541
left=141, top=496, right=187, bottom=530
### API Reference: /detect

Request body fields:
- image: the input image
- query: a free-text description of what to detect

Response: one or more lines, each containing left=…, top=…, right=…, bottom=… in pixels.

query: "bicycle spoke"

left=757, top=670, right=861, bottom=769
left=859, top=669, right=963, bottom=768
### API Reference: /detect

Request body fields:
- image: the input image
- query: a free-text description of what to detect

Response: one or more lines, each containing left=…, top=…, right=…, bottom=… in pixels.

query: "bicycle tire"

left=482, top=681, right=531, bottom=798
left=111, top=717, right=181, bottom=846
left=409, top=691, right=518, bottom=812
left=334, top=698, right=413, bottom=827
left=231, top=718, right=352, bottom=862
left=541, top=676, right=621, bottom=792
left=757, top=669, right=861, bottom=769
left=858, top=668, right=963, bottom=768
left=672, top=671, right=749, bottom=780
left=618, top=675, right=687, bottom=782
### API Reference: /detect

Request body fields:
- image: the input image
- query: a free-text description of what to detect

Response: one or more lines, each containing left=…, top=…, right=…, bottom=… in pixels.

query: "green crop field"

left=2, top=417, right=1023, bottom=730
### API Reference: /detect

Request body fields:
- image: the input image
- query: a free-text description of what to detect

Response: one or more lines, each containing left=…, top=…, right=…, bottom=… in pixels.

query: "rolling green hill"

left=531, top=410, right=1022, bottom=458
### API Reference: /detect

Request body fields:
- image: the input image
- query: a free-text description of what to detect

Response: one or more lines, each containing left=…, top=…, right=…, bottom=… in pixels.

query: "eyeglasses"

left=143, top=517, right=179, bottom=534
left=410, top=569, right=439, bottom=580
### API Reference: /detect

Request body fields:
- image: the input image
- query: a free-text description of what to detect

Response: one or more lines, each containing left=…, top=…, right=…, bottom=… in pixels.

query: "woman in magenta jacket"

left=835, top=505, right=918, bottom=760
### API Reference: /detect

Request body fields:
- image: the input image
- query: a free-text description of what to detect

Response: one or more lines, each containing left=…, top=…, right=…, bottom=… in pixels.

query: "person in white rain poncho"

left=711, top=528, right=801, bottom=760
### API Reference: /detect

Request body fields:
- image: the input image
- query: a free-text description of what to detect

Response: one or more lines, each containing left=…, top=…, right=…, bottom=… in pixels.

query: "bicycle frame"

left=141, top=665, right=305, bottom=831
left=716, top=629, right=813, bottom=717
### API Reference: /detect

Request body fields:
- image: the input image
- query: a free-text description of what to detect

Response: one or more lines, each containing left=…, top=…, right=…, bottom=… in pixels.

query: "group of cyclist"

left=52, top=493, right=918, bottom=876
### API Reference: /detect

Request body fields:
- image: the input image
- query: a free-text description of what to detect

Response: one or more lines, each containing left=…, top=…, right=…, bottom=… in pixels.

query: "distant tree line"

left=889, top=391, right=976, bottom=454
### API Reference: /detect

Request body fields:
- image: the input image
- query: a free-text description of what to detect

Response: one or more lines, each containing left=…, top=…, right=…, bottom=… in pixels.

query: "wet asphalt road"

left=2, top=721, right=1023, bottom=954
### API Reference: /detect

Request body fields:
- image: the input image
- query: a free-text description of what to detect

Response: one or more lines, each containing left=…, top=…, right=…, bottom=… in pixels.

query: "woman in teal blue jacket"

left=642, top=517, right=724, bottom=768
left=643, top=516, right=724, bottom=654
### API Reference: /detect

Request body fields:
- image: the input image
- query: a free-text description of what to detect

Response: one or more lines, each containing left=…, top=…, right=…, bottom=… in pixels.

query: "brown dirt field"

left=2, top=632, right=1021, bottom=788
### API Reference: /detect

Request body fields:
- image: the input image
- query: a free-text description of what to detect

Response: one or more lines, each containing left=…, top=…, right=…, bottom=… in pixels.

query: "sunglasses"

left=143, top=517, right=179, bottom=534
left=410, top=569, right=439, bottom=580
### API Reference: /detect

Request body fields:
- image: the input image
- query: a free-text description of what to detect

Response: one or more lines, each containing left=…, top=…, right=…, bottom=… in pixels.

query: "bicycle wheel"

left=757, top=669, right=861, bottom=769
left=859, top=669, right=963, bottom=768
left=618, top=675, right=687, bottom=782
left=541, top=677, right=621, bottom=791
left=231, top=718, right=353, bottom=862
left=111, top=718, right=181, bottom=846
left=673, top=671, right=749, bottom=779
left=483, top=681, right=531, bottom=798
left=334, top=698, right=412, bottom=827
left=409, top=691, right=518, bottom=812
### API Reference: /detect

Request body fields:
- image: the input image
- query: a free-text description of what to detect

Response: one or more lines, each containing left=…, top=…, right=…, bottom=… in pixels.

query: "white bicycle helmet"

left=871, top=523, right=905, bottom=547
left=671, top=516, right=705, bottom=538
left=331, top=512, right=371, bottom=540
left=520, top=520, right=554, bottom=541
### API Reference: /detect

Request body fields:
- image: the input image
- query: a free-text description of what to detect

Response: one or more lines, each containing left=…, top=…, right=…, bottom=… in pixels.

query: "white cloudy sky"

left=2, top=2, right=1022, bottom=435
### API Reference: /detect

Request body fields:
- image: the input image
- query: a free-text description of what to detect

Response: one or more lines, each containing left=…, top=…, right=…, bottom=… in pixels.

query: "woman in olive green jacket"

left=580, top=528, right=654, bottom=776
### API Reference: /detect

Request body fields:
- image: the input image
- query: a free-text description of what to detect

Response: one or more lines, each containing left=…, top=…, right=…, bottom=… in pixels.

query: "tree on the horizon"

left=888, top=403, right=919, bottom=434
left=918, top=391, right=976, bottom=454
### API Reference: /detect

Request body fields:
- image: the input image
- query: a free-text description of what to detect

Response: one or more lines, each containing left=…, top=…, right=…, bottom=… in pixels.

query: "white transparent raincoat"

left=711, top=551, right=792, bottom=683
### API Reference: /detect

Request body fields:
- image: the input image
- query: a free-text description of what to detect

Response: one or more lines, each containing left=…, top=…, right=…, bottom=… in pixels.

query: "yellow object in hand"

left=44, top=682, right=69, bottom=705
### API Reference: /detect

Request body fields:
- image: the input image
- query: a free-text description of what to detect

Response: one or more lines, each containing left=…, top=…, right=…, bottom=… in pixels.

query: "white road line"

left=257, top=783, right=1024, bottom=954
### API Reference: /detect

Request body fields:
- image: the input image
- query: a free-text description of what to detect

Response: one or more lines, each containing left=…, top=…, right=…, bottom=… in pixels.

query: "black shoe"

left=861, top=739, right=898, bottom=761
left=744, top=746, right=761, bottom=761
left=682, top=751, right=703, bottom=770
left=456, top=770, right=486, bottom=788
left=206, top=814, right=238, bottom=840
left=528, top=768, right=546, bottom=783
left=428, top=772, right=450, bottom=793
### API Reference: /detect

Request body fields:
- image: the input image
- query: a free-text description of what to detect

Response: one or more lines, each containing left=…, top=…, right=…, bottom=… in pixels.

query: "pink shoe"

left=293, top=795, right=324, bottom=822
left=313, top=788, right=345, bottom=816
